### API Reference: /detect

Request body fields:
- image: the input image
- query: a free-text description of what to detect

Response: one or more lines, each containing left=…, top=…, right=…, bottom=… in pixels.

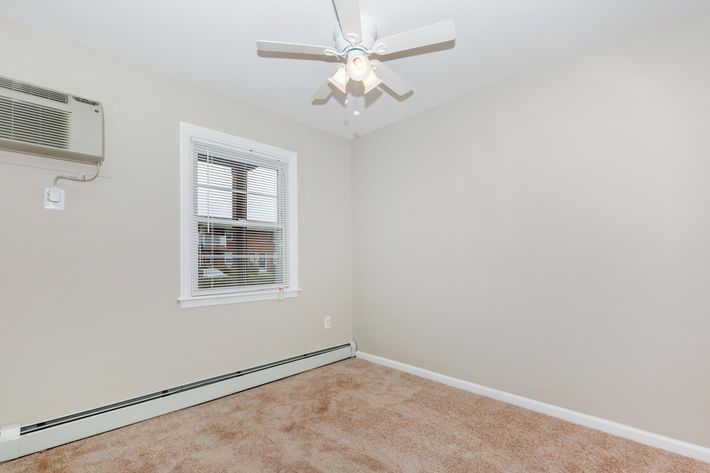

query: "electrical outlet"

left=324, top=316, right=332, bottom=330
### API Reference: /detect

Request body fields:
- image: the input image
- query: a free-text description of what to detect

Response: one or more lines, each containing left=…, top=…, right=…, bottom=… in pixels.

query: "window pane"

left=247, top=194, right=277, bottom=223
left=197, top=160, right=232, bottom=188
left=247, top=167, right=278, bottom=223
left=197, top=160, right=233, bottom=219
left=247, top=167, right=277, bottom=196
left=197, top=159, right=278, bottom=223
left=197, top=187, right=232, bottom=219
left=196, top=222, right=285, bottom=290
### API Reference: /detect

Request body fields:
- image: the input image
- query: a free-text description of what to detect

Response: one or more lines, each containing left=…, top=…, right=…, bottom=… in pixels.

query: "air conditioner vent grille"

left=73, top=96, right=100, bottom=107
left=0, top=77, right=68, bottom=104
left=0, top=96, right=71, bottom=149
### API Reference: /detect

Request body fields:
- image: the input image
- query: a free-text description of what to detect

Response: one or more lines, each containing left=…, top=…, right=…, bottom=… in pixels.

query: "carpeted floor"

left=1, top=358, right=708, bottom=472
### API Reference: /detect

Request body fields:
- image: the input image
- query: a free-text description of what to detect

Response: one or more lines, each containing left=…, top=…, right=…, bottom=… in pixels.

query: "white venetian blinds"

left=190, top=138, right=290, bottom=295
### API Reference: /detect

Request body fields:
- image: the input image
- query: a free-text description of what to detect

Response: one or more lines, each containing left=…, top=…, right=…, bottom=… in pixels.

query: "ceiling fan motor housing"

left=333, top=17, right=377, bottom=53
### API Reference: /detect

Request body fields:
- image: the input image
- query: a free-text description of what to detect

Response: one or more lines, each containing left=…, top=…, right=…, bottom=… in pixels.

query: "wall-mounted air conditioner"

left=0, top=76, right=104, bottom=165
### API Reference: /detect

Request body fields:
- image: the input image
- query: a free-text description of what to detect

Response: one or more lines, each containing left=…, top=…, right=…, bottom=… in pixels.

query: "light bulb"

left=345, top=50, right=372, bottom=82
left=327, top=66, right=349, bottom=93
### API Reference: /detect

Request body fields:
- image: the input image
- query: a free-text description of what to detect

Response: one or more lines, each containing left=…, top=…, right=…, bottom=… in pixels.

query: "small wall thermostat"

left=44, top=186, right=65, bottom=211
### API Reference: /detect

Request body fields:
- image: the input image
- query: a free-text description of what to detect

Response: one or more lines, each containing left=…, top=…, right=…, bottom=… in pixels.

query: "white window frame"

left=179, top=122, right=299, bottom=308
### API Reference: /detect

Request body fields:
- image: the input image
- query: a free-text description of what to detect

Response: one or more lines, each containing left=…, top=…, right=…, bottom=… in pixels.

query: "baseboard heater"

left=0, top=341, right=356, bottom=463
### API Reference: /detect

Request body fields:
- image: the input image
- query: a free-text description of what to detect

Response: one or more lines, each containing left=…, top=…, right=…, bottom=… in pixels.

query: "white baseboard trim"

left=0, top=343, right=355, bottom=463
left=356, top=351, right=710, bottom=464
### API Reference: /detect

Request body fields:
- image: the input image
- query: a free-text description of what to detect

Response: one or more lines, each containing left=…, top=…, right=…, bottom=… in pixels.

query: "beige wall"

left=0, top=19, right=352, bottom=425
left=352, top=12, right=710, bottom=447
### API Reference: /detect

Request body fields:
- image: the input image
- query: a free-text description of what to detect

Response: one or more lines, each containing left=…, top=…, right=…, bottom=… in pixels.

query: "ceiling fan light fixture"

left=328, top=66, right=349, bottom=93
left=257, top=0, right=456, bottom=105
left=345, top=50, right=372, bottom=82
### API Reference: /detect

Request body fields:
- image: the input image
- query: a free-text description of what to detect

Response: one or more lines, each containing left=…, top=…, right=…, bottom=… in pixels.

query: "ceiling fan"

left=256, top=0, right=456, bottom=101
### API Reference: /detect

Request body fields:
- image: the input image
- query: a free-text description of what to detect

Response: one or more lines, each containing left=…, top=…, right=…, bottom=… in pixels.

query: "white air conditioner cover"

left=0, top=76, right=104, bottom=164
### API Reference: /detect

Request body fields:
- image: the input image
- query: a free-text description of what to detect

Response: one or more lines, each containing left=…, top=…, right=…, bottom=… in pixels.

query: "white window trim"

left=178, top=122, right=300, bottom=308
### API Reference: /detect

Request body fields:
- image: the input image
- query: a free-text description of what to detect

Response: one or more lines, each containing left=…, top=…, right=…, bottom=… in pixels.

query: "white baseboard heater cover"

left=0, top=342, right=356, bottom=463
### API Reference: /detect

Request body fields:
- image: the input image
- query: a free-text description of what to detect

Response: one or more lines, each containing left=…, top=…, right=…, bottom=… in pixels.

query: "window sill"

left=178, top=288, right=301, bottom=309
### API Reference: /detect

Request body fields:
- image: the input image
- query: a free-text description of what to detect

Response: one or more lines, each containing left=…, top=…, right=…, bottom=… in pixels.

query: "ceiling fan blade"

left=370, top=61, right=412, bottom=96
left=257, top=40, right=334, bottom=57
left=312, top=81, right=333, bottom=101
left=372, top=20, right=455, bottom=56
left=333, top=0, right=363, bottom=44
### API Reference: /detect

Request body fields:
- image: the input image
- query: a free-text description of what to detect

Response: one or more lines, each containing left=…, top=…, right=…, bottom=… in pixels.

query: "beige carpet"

left=1, top=358, right=708, bottom=473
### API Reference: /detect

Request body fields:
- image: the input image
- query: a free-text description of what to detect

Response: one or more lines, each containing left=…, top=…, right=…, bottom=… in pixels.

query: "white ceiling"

left=2, top=0, right=709, bottom=139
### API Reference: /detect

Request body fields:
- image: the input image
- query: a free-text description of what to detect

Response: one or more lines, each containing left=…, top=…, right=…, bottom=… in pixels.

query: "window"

left=179, top=123, right=299, bottom=307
